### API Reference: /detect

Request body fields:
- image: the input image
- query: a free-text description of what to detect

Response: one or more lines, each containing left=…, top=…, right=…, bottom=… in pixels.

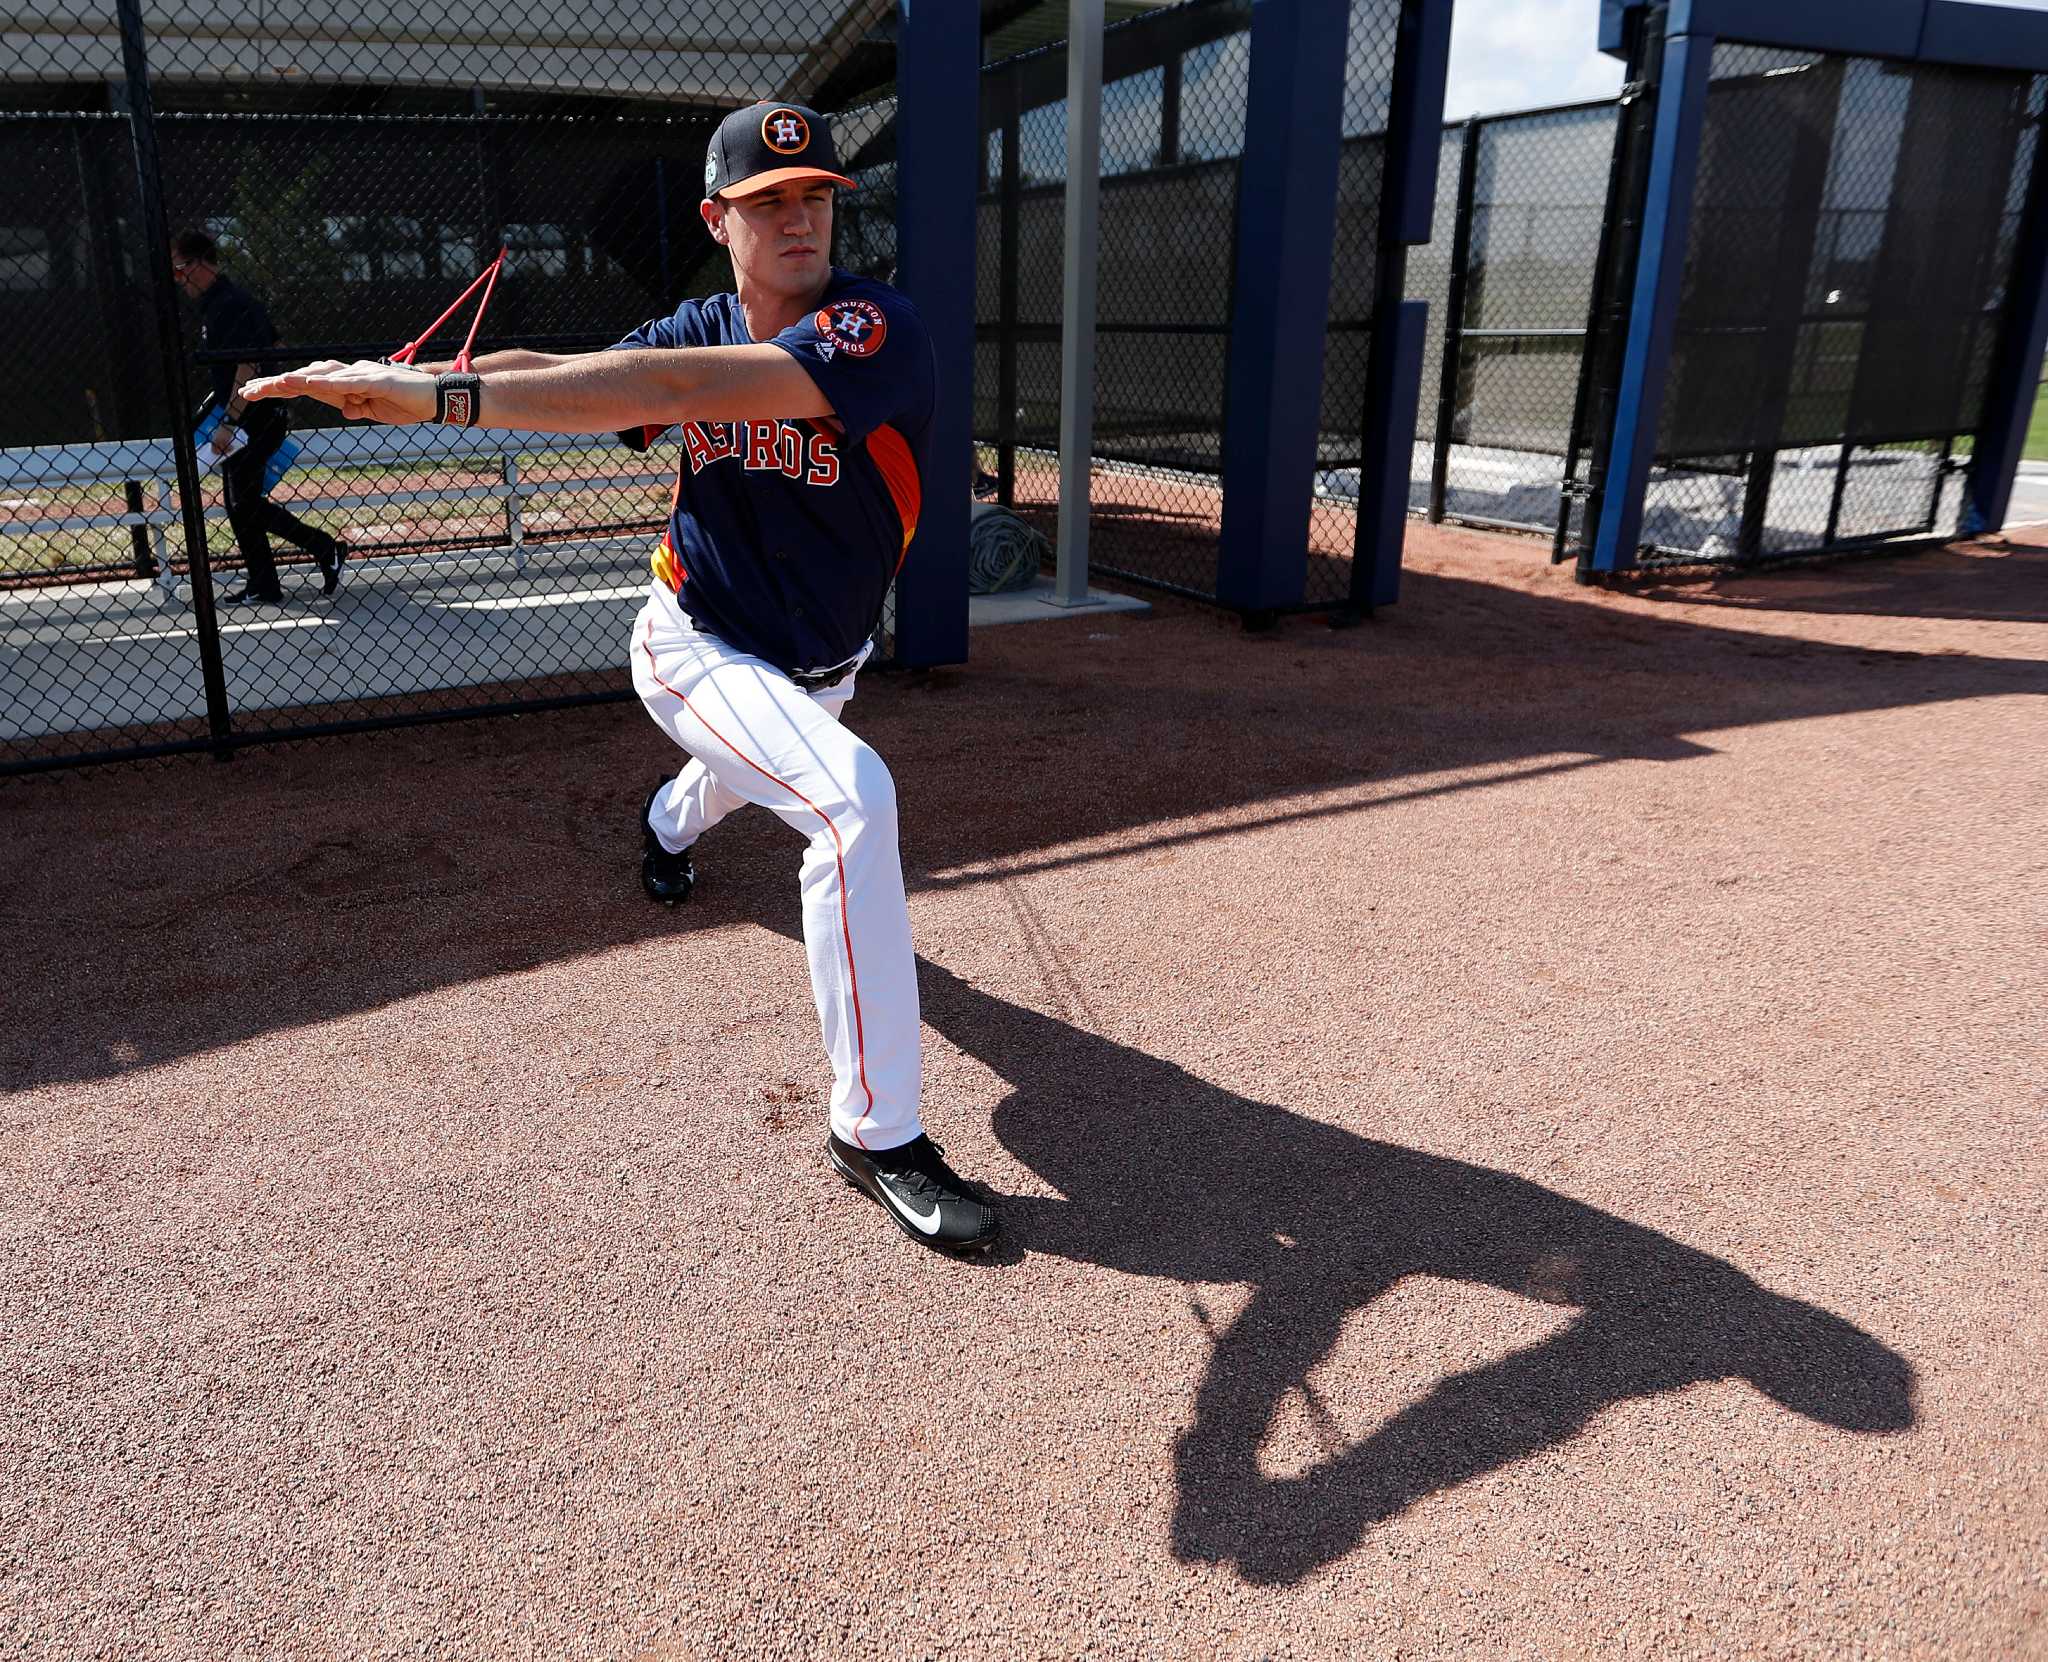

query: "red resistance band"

left=386, top=247, right=508, bottom=371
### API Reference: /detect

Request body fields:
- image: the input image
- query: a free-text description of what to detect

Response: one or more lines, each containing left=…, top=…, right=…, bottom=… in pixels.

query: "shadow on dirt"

left=1623, top=538, right=2048, bottom=625
left=915, top=959, right=1917, bottom=1586
left=5, top=550, right=2043, bottom=1093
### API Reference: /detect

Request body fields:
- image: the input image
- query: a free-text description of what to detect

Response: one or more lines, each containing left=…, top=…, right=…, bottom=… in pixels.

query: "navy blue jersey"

left=612, top=268, right=933, bottom=673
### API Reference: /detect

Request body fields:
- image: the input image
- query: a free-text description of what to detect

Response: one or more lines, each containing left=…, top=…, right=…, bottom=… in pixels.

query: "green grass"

left=1, top=450, right=672, bottom=579
left=2027, top=380, right=2048, bottom=464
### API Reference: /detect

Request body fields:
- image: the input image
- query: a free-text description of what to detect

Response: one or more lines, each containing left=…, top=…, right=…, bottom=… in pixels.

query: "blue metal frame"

left=1923, top=0, right=2048, bottom=70
left=1217, top=0, right=1352, bottom=613
left=1218, top=0, right=1451, bottom=614
left=1965, top=124, right=2048, bottom=535
left=1588, top=27, right=1712, bottom=575
left=1603, top=0, right=2048, bottom=68
left=1591, top=0, right=2048, bottom=570
left=1386, top=0, right=1454, bottom=246
left=890, top=0, right=977, bottom=667
left=1349, top=0, right=1453, bottom=606
left=1354, top=300, right=1429, bottom=607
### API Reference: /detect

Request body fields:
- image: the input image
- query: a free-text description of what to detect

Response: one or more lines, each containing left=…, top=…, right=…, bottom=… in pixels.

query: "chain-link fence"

left=1400, top=101, right=1619, bottom=536
left=976, top=0, right=1251, bottom=601
left=976, top=0, right=1409, bottom=611
left=2, top=0, right=903, bottom=772
left=11, top=0, right=1441, bottom=771
left=1566, top=22, right=2048, bottom=570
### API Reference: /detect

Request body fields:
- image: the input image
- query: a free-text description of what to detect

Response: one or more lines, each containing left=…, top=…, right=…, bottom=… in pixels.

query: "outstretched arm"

left=412, top=349, right=577, bottom=376
left=241, top=345, right=833, bottom=431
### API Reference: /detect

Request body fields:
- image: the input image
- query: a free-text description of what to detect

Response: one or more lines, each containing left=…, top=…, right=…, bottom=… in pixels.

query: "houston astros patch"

left=815, top=298, right=887, bottom=360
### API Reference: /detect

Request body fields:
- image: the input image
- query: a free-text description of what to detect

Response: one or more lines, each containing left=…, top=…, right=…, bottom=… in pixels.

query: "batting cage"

left=1561, top=0, right=2048, bottom=575
left=975, top=3, right=1254, bottom=595
left=0, top=0, right=928, bottom=774
left=973, top=0, right=1451, bottom=617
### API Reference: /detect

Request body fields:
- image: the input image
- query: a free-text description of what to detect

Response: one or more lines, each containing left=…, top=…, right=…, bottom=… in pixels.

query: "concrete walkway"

left=0, top=537, right=1145, bottom=743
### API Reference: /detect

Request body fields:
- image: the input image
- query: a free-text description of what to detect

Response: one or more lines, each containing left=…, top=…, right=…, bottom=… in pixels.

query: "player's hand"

left=208, top=424, right=235, bottom=456
left=242, top=359, right=436, bottom=425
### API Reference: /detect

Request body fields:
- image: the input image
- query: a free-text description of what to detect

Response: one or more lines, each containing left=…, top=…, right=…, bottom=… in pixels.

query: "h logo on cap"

left=762, top=108, right=810, bottom=154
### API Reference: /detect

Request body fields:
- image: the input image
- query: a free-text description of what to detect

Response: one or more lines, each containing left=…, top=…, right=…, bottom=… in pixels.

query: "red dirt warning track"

left=2, top=523, right=2043, bottom=1660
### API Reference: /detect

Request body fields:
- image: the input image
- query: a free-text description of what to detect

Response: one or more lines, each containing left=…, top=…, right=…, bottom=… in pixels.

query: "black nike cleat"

left=318, top=537, right=348, bottom=596
left=828, top=1132, right=1000, bottom=1254
left=640, top=784, right=694, bottom=905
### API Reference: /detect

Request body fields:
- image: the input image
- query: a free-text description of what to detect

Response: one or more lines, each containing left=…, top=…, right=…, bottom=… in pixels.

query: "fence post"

left=891, top=0, right=977, bottom=665
left=114, top=0, right=232, bottom=756
left=1556, top=83, right=1649, bottom=565
left=1429, top=116, right=1480, bottom=523
left=1216, top=0, right=1351, bottom=615
left=1588, top=20, right=1713, bottom=576
left=1052, top=0, right=1104, bottom=609
left=503, top=455, right=526, bottom=572
left=997, top=68, right=1021, bottom=508
left=123, top=481, right=154, bottom=576
left=74, top=111, right=156, bottom=577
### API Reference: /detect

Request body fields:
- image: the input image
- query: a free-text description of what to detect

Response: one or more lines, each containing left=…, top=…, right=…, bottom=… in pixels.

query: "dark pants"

left=219, top=413, right=330, bottom=597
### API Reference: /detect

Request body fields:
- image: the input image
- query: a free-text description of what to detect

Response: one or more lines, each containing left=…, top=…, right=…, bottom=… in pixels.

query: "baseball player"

left=243, top=102, right=997, bottom=1254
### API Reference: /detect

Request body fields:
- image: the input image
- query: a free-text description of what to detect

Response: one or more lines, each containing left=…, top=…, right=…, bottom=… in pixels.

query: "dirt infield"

left=4, top=524, right=2044, bottom=1660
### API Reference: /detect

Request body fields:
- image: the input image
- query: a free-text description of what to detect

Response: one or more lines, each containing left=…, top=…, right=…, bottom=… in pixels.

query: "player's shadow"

left=914, top=958, right=1916, bottom=1587
left=1624, top=538, right=2048, bottom=625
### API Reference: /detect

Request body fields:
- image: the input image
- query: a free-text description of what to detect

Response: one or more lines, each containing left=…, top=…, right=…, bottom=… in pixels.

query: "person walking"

left=171, top=229, right=345, bottom=604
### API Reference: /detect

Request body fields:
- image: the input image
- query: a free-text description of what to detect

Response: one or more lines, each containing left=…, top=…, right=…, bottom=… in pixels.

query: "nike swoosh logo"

left=875, top=1177, right=942, bottom=1235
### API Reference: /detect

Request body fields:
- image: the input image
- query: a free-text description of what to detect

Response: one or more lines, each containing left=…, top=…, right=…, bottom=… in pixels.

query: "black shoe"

left=317, top=538, right=348, bottom=596
left=221, top=585, right=284, bottom=607
left=639, top=784, right=694, bottom=905
left=828, top=1132, right=999, bottom=1253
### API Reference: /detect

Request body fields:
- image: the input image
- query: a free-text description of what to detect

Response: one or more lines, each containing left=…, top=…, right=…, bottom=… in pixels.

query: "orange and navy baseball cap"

left=704, top=102, right=856, bottom=200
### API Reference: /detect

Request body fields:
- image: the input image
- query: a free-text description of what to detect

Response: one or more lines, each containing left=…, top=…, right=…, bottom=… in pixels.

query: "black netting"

left=1635, top=43, right=2046, bottom=564
left=0, top=116, right=168, bottom=449
left=2, top=0, right=904, bottom=770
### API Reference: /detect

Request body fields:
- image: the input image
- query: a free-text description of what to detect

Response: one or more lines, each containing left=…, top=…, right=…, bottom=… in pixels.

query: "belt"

left=787, top=652, right=863, bottom=692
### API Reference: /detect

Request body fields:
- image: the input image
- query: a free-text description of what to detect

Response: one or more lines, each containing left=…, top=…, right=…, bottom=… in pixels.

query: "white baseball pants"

left=629, top=595, right=922, bottom=1152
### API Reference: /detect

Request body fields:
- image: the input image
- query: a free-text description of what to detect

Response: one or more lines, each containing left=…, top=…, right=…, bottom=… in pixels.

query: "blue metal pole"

left=1589, top=25, right=1713, bottom=574
left=890, top=0, right=976, bottom=666
left=1216, top=0, right=1352, bottom=614
left=1352, top=300, right=1429, bottom=608
left=1963, top=117, right=2048, bottom=535
left=1350, top=0, right=1453, bottom=608
left=1384, top=0, right=1454, bottom=246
